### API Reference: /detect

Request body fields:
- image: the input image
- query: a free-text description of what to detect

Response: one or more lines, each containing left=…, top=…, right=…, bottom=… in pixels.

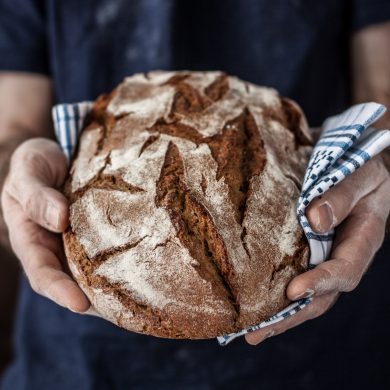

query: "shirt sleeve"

left=351, top=0, right=390, bottom=31
left=0, top=0, right=48, bottom=74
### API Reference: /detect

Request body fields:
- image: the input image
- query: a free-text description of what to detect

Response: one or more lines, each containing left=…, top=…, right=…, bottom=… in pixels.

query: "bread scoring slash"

left=63, top=71, right=312, bottom=339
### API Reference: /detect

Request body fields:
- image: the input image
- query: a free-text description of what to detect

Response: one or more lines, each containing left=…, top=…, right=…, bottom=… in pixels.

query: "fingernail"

left=45, top=203, right=60, bottom=230
left=293, top=288, right=314, bottom=301
left=315, top=202, right=334, bottom=233
left=80, top=307, right=100, bottom=317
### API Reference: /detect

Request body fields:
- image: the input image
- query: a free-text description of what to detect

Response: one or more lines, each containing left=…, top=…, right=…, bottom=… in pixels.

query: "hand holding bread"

left=2, top=72, right=389, bottom=343
left=1, top=138, right=90, bottom=313
left=246, top=155, right=390, bottom=345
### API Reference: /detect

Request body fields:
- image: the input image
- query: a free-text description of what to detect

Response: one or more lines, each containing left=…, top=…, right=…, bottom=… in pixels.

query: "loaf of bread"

left=63, top=71, right=312, bottom=339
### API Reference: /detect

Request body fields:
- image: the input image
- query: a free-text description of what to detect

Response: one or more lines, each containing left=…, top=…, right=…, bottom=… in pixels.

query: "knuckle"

left=317, top=266, right=333, bottom=280
left=22, top=149, right=47, bottom=171
left=24, top=189, right=48, bottom=222
left=24, top=192, right=36, bottom=212
left=342, top=276, right=361, bottom=292
left=24, top=191, right=40, bottom=217
left=339, top=256, right=354, bottom=269
left=336, top=258, right=363, bottom=292
left=313, top=266, right=334, bottom=291
left=13, top=144, right=51, bottom=179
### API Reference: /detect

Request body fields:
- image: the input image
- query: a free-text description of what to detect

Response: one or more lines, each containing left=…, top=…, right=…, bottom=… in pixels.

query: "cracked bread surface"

left=63, top=71, right=312, bottom=339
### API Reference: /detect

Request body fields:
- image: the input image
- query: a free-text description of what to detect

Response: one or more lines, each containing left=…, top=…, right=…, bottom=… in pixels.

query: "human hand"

left=1, top=138, right=90, bottom=313
left=246, top=155, right=390, bottom=345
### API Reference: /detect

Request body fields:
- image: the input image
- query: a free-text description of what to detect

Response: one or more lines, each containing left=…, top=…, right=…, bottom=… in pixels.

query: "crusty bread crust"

left=63, top=71, right=312, bottom=339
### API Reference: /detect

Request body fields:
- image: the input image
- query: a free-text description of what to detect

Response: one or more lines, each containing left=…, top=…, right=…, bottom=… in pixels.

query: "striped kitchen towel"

left=52, top=101, right=390, bottom=346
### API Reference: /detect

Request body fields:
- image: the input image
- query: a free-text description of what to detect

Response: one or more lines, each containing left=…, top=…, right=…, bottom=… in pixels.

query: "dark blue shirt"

left=1, top=1, right=390, bottom=389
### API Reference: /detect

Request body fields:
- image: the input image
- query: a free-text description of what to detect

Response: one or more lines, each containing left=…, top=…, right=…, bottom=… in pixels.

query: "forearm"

left=0, top=72, right=53, bottom=249
left=0, top=136, right=33, bottom=249
left=352, top=22, right=390, bottom=172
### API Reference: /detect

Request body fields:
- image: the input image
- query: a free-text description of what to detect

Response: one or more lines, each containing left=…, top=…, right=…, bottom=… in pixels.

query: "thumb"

left=306, top=157, right=388, bottom=233
left=5, top=138, right=69, bottom=232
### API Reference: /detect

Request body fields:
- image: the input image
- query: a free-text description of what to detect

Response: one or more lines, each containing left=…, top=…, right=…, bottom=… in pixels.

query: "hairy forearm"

left=0, top=72, right=53, bottom=249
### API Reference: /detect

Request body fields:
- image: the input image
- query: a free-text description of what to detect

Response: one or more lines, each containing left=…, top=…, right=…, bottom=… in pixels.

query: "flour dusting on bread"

left=63, top=71, right=311, bottom=339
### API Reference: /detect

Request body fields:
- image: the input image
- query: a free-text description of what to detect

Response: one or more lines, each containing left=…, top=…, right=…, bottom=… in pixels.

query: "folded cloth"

left=52, top=101, right=390, bottom=346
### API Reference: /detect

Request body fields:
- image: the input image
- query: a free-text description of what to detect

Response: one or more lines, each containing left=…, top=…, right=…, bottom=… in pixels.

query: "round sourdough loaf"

left=63, top=71, right=312, bottom=339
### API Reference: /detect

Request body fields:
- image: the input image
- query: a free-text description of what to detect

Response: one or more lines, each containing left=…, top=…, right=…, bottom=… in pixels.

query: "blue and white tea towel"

left=52, top=101, right=390, bottom=346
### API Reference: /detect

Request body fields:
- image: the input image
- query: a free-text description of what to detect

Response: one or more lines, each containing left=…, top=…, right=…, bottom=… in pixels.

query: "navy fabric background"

left=0, top=0, right=389, bottom=124
left=0, top=0, right=390, bottom=388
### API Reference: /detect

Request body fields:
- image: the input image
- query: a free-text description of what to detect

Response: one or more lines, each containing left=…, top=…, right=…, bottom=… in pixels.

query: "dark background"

left=0, top=0, right=390, bottom=388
